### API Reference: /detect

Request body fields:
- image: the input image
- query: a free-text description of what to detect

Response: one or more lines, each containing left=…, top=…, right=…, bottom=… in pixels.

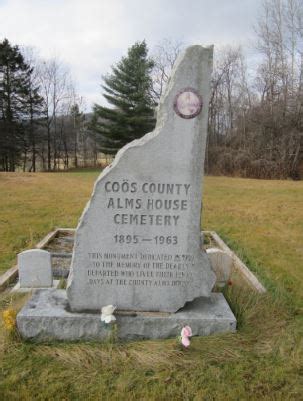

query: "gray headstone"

left=206, top=248, right=233, bottom=286
left=18, top=249, right=53, bottom=288
left=67, top=45, right=216, bottom=312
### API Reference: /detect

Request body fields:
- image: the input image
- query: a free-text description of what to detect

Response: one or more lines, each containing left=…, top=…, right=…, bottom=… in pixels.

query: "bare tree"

left=151, top=39, right=184, bottom=101
left=37, top=57, right=71, bottom=170
left=207, top=46, right=252, bottom=171
left=253, top=0, right=303, bottom=177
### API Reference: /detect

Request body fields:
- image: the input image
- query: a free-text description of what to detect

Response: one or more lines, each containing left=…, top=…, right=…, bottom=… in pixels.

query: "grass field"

left=0, top=172, right=302, bottom=400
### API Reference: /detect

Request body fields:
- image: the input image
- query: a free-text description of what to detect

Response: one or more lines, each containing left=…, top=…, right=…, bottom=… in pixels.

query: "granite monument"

left=17, top=45, right=236, bottom=341
left=67, top=45, right=216, bottom=312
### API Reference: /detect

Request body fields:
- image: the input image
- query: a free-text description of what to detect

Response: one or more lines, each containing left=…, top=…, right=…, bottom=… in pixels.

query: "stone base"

left=17, top=289, right=236, bottom=342
left=11, top=280, right=60, bottom=293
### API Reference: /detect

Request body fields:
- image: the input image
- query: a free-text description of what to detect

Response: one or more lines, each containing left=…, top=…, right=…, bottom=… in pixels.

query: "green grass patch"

left=0, top=172, right=302, bottom=400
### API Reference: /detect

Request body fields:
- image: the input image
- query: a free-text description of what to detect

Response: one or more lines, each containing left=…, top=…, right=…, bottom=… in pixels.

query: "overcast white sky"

left=0, top=0, right=261, bottom=110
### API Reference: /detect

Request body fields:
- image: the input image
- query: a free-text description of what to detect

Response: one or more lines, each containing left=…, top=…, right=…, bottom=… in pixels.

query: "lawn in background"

left=0, top=170, right=100, bottom=274
left=0, top=172, right=302, bottom=400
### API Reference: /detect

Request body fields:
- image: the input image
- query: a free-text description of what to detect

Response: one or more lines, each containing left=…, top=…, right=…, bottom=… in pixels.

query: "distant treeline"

left=0, top=39, right=98, bottom=172
left=206, top=0, right=303, bottom=179
left=152, top=0, right=303, bottom=179
left=1, top=0, right=303, bottom=178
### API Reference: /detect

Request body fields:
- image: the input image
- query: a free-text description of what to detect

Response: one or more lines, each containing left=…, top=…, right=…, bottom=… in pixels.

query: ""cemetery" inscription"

left=105, top=180, right=190, bottom=230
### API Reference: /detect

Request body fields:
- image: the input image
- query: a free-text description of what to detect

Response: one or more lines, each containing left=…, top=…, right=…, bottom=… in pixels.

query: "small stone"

left=18, top=249, right=52, bottom=288
left=206, top=248, right=233, bottom=286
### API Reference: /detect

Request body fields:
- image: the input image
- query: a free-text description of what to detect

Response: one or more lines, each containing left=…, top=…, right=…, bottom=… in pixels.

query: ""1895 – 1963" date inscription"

left=114, top=235, right=178, bottom=245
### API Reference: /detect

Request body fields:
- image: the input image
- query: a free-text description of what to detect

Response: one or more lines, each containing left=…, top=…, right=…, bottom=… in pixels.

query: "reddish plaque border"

left=173, top=87, right=203, bottom=119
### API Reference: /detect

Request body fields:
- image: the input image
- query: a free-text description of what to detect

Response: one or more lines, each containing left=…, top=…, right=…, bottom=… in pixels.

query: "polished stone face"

left=67, top=46, right=216, bottom=313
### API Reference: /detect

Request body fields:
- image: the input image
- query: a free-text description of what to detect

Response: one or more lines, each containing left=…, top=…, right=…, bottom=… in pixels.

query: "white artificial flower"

left=101, top=305, right=116, bottom=324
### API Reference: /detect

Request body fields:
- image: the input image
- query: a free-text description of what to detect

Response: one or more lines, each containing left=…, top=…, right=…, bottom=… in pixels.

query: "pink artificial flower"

left=181, top=325, right=192, bottom=338
left=181, top=336, right=191, bottom=348
left=180, top=325, right=193, bottom=348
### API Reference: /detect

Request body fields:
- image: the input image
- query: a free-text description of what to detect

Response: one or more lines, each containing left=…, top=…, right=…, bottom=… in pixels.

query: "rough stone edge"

left=204, top=231, right=266, bottom=293
left=66, top=45, right=215, bottom=306
left=68, top=46, right=214, bottom=235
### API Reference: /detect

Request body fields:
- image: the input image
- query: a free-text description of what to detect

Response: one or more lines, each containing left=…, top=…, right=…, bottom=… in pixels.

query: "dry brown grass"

left=0, top=172, right=302, bottom=400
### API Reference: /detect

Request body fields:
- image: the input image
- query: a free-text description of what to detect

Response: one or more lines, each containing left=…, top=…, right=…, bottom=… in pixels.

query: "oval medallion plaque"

left=173, top=88, right=203, bottom=119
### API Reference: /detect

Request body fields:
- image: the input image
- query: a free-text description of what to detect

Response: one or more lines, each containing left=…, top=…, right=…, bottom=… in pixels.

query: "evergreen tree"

left=91, top=41, right=156, bottom=154
left=0, top=38, right=28, bottom=171
left=0, top=38, right=42, bottom=171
